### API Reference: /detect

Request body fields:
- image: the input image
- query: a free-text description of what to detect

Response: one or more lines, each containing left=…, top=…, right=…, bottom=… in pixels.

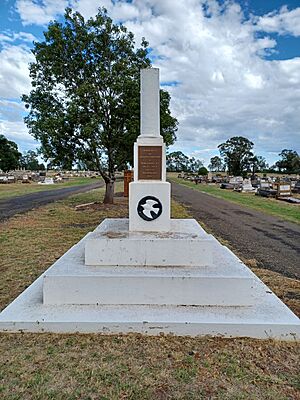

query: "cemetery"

left=176, top=172, right=300, bottom=205
left=1, top=69, right=299, bottom=340
left=0, top=2, right=300, bottom=398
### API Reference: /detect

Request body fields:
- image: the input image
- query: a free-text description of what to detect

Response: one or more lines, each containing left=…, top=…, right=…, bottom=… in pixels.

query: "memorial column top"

left=140, top=68, right=160, bottom=138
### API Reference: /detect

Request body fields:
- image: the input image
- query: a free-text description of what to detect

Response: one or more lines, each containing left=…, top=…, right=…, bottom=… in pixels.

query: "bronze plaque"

left=138, top=146, right=162, bottom=180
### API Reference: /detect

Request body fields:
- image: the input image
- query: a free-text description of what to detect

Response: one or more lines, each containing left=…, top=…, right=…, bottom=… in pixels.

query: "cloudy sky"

left=0, top=0, right=300, bottom=166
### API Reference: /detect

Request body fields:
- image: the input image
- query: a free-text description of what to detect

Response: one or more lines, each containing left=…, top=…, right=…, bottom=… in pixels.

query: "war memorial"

left=0, top=68, right=299, bottom=339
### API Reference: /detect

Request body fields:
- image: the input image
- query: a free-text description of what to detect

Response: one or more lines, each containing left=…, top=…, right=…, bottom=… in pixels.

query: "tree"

left=275, top=149, right=300, bottom=174
left=22, top=8, right=177, bottom=203
left=20, top=150, right=45, bottom=171
left=198, top=166, right=208, bottom=176
left=188, top=157, right=204, bottom=173
left=0, top=134, right=21, bottom=172
left=166, top=151, right=203, bottom=173
left=218, top=136, right=254, bottom=176
left=248, top=155, right=268, bottom=176
left=166, top=151, right=189, bottom=172
left=208, top=156, right=223, bottom=172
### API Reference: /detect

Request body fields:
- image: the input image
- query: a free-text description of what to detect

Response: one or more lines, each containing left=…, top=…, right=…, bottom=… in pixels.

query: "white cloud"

left=0, top=44, right=34, bottom=98
left=16, top=0, right=70, bottom=26
left=0, top=99, right=26, bottom=122
left=8, top=0, right=300, bottom=164
left=0, top=119, right=37, bottom=151
left=0, top=31, right=37, bottom=43
left=255, top=6, right=300, bottom=36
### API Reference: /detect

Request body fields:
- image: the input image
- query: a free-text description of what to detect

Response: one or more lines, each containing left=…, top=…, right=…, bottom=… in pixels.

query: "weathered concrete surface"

left=171, top=181, right=300, bottom=279
left=1, top=223, right=299, bottom=338
left=0, top=180, right=104, bottom=221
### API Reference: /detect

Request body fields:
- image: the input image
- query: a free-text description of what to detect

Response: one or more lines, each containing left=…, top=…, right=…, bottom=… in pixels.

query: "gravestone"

left=123, top=170, right=133, bottom=197
left=276, top=182, right=291, bottom=198
left=242, top=178, right=255, bottom=193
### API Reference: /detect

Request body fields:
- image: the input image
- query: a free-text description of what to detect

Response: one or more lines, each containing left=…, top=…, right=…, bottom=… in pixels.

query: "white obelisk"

left=129, top=68, right=171, bottom=232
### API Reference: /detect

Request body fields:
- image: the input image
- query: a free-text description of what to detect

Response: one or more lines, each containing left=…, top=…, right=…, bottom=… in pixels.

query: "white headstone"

left=242, top=178, right=255, bottom=192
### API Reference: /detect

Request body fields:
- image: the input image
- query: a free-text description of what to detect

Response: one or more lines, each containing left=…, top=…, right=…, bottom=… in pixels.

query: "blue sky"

left=0, top=0, right=300, bottom=167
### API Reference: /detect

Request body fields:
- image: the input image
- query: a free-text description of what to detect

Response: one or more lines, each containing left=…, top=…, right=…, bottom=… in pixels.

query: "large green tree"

left=23, top=8, right=177, bottom=203
left=248, top=155, right=268, bottom=176
left=218, top=136, right=254, bottom=176
left=0, top=135, right=21, bottom=172
left=275, top=149, right=300, bottom=174
left=208, top=155, right=223, bottom=172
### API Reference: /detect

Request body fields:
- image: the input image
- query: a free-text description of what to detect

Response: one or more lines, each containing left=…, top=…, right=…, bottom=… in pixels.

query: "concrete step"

left=85, top=219, right=215, bottom=266
left=43, top=227, right=263, bottom=306
left=1, top=219, right=299, bottom=340
left=1, top=273, right=299, bottom=339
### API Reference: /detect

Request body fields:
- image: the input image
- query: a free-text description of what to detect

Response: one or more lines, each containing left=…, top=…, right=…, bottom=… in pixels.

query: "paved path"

left=171, top=181, right=300, bottom=279
left=0, top=181, right=104, bottom=221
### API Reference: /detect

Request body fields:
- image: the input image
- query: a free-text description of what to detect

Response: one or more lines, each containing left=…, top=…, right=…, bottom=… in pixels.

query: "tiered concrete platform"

left=0, top=219, right=299, bottom=339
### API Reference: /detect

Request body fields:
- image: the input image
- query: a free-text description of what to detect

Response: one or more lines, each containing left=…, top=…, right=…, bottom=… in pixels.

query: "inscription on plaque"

left=138, top=146, right=162, bottom=180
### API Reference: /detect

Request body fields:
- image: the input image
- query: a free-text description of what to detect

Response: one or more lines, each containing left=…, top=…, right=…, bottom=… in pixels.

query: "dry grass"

left=251, top=267, right=300, bottom=318
left=0, top=334, right=299, bottom=400
left=0, top=177, right=97, bottom=200
left=0, top=183, right=299, bottom=399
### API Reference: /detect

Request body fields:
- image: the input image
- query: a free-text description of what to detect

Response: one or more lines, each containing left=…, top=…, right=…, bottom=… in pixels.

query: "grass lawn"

left=0, top=177, right=100, bottom=201
left=170, top=176, right=300, bottom=225
left=0, top=183, right=299, bottom=399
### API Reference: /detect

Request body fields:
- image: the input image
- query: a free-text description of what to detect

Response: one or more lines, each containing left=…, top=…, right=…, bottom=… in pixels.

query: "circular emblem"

left=137, top=196, right=163, bottom=221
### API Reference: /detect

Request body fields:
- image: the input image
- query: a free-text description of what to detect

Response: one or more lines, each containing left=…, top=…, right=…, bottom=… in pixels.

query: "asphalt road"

left=171, top=181, right=300, bottom=279
left=0, top=181, right=104, bottom=221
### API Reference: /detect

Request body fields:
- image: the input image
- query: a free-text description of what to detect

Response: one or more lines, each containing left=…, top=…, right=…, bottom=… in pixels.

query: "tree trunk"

left=103, top=180, right=115, bottom=204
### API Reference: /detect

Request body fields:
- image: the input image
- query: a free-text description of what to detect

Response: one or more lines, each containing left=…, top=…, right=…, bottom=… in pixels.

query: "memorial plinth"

left=0, top=68, right=299, bottom=339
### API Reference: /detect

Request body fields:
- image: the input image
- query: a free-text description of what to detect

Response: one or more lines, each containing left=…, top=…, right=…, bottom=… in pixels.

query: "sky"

left=0, top=0, right=300, bottom=167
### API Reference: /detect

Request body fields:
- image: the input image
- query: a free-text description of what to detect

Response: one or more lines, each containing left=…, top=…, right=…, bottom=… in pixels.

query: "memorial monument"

left=0, top=68, right=299, bottom=339
left=129, top=68, right=170, bottom=232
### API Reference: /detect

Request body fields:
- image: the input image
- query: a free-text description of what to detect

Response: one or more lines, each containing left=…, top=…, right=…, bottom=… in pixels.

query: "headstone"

left=22, top=174, right=29, bottom=183
left=259, top=180, right=271, bottom=189
left=276, top=182, right=291, bottom=197
left=129, top=68, right=170, bottom=232
left=242, top=178, right=255, bottom=192
left=123, top=170, right=133, bottom=197
left=38, top=177, right=54, bottom=185
left=229, top=176, right=243, bottom=184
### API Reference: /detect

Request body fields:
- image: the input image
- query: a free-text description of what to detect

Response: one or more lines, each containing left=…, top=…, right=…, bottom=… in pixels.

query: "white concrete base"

left=0, top=219, right=299, bottom=339
left=129, top=181, right=171, bottom=232
left=45, top=227, right=260, bottom=306
left=0, top=272, right=299, bottom=339
left=85, top=219, right=213, bottom=266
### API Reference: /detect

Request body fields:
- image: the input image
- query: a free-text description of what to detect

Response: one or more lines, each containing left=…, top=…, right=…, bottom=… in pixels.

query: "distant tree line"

left=167, top=137, right=299, bottom=177
left=0, top=134, right=45, bottom=172
left=166, top=151, right=208, bottom=175
left=208, top=136, right=300, bottom=176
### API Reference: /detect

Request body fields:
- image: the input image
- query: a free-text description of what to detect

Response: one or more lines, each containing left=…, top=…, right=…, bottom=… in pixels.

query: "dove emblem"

left=137, top=196, right=163, bottom=221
